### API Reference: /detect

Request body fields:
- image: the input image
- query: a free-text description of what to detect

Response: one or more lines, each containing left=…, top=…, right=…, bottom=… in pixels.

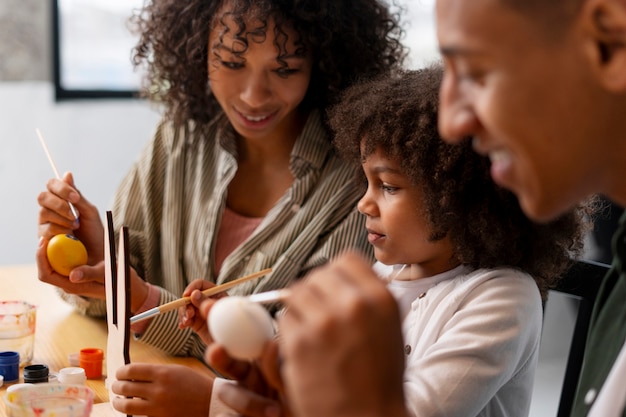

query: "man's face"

left=436, top=0, right=610, bottom=222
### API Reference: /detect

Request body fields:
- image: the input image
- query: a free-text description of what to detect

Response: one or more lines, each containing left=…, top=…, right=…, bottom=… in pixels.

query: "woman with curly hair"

left=210, top=65, right=594, bottom=417
left=36, top=0, right=406, bottom=415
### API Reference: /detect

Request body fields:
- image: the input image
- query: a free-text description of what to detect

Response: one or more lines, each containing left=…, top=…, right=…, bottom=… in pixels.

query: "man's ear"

left=580, top=0, right=626, bottom=91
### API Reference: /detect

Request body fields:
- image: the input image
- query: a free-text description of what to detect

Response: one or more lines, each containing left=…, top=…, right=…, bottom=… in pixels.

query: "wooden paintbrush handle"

left=157, top=268, right=273, bottom=314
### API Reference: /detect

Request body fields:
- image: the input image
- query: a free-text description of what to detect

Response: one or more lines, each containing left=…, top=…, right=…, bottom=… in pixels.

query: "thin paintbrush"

left=246, top=288, right=292, bottom=304
left=130, top=268, right=272, bottom=323
left=35, top=128, right=79, bottom=221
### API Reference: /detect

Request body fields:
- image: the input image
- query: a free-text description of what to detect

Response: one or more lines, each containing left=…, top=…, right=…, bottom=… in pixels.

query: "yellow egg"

left=46, top=234, right=88, bottom=276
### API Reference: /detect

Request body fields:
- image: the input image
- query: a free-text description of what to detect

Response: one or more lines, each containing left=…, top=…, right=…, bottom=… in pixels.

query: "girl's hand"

left=178, top=279, right=226, bottom=344
left=112, top=363, right=213, bottom=417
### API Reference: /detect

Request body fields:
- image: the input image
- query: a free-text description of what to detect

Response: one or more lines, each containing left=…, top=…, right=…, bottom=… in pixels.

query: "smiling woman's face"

left=207, top=8, right=313, bottom=143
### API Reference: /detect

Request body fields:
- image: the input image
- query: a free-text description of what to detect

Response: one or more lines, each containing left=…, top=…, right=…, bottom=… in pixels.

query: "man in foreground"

left=435, top=0, right=626, bottom=415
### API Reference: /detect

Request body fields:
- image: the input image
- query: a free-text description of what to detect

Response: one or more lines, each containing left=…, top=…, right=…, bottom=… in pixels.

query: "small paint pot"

left=58, top=366, right=86, bottom=385
left=0, top=351, right=20, bottom=382
left=79, top=348, right=103, bottom=379
left=23, top=363, right=49, bottom=383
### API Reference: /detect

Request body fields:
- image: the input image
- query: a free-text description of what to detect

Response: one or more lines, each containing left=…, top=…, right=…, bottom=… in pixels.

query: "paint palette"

left=3, top=383, right=94, bottom=417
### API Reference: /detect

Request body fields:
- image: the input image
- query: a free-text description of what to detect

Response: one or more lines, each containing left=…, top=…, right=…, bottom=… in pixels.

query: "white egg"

left=208, top=296, right=275, bottom=361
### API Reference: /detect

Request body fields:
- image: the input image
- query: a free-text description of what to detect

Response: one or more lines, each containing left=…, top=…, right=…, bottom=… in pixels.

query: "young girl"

left=319, top=65, right=593, bottom=416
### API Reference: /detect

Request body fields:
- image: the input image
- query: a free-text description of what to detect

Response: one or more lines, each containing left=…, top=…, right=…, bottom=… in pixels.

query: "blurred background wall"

left=0, top=0, right=440, bottom=265
left=0, top=0, right=49, bottom=81
left=0, top=0, right=160, bottom=265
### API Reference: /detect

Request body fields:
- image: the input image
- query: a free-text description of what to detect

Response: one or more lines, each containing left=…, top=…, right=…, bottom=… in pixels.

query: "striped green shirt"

left=60, top=109, right=372, bottom=358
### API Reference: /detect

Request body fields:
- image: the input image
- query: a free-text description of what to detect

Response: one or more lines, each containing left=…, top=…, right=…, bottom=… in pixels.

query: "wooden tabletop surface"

left=0, top=264, right=212, bottom=416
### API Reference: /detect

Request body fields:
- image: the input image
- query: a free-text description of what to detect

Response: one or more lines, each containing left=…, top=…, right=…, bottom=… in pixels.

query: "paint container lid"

left=0, top=351, right=20, bottom=382
left=23, top=364, right=49, bottom=383
left=58, top=367, right=86, bottom=385
left=79, top=347, right=104, bottom=379
left=0, top=350, right=19, bottom=364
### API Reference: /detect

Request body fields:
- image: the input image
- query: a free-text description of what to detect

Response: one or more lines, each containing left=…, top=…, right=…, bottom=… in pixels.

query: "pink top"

left=213, top=207, right=264, bottom=274
left=130, top=207, right=263, bottom=334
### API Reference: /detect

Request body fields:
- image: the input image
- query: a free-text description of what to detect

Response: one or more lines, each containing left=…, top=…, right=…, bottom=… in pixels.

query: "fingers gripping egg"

left=208, top=296, right=275, bottom=361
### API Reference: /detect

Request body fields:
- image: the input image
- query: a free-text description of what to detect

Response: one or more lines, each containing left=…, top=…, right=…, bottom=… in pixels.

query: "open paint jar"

left=0, top=301, right=37, bottom=366
left=78, top=348, right=103, bottom=379
left=3, top=383, right=94, bottom=417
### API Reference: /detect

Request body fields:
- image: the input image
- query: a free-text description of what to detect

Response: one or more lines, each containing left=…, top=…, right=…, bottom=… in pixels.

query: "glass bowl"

left=3, top=383, right=94, bottom=417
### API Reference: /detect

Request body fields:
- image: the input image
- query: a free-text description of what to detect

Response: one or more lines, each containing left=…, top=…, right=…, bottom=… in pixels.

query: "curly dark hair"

left=129, top=0, right=407, bottom=127
left=329, top=64, right=595, bottom=298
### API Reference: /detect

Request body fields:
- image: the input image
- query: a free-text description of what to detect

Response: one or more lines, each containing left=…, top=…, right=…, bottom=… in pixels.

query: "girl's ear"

left=580, top=0, right=626, bottom=91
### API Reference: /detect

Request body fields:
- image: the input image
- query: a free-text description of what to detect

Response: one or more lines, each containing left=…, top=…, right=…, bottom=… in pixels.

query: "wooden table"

left=0, top=265, right=212, bottom=416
